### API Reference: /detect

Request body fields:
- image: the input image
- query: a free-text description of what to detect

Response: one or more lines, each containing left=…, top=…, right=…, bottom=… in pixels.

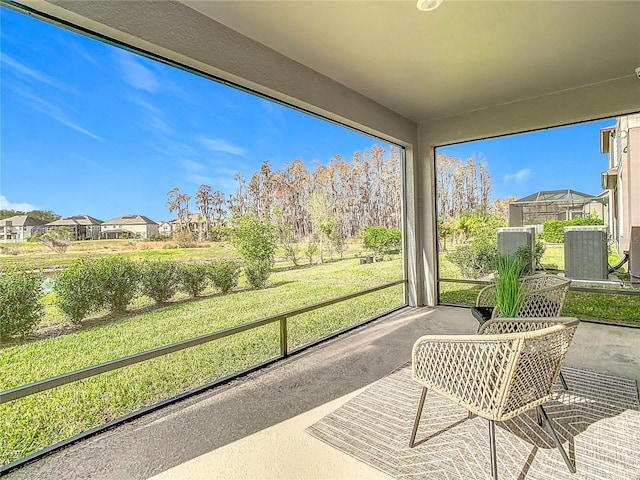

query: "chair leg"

left=536, top=408, right=543, bottom=427
left=559, top=371, right=569, bottom=390
left=537, top=406, right=576, bottom=473
left=409, top=386, right=428, bottom=448
left=488, top=419, right=498, bottom=480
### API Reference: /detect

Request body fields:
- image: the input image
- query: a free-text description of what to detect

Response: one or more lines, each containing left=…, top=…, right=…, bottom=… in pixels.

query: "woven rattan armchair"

left=475, top=274, right=571, bottom=321
left=410, top=317, right=580, bottom=480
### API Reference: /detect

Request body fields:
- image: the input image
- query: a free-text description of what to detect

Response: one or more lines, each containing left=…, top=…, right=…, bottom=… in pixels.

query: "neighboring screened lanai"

left=508, top=189, right=607, bottom=226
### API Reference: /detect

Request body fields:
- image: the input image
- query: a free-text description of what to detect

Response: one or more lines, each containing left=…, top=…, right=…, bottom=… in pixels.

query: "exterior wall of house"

left=158, top=223, right=173, bottom=236
left=583, top=200, right=607, bottom=224
left=607, top=114, right=640, bottom=256
left=0, top=219, right=46, bottom=242
left=86, top=225, right=101, bottom=239
left=0, top=226, right=24, bottom=241
left=146, top=224, right=160, bottom=237
left=101, top=223, right=158, bottom=238
left=15, top=226, right=40, bottom=241
left=126, top=224, right=150, bottom=238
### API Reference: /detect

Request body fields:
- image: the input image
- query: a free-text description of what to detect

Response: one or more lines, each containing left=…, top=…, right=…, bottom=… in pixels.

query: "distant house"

left=101, top=214, right=159, bottom=239
left=508, top=189, right=606, bottom=227
left=158, top=221, right=173, bottom=236
left=583, top=191, right=609, bottom=222
left=0, top=215, right=47, bottom=242
left=46, top=215, right=103, bottom=240
left=600, top=113, right=640, bottom=259
left=163, top=214, right=211, bottom=238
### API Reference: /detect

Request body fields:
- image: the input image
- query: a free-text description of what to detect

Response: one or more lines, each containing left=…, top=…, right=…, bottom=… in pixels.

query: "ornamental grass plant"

left=493, top=255, right=526, bottom=317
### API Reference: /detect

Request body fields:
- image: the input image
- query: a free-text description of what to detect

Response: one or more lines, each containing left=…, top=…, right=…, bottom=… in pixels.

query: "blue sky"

left=0, top=8, right=387, bottom=221
left=438, top=119, right=613, bottom=202
left=1, top=7, right=613, bottom=222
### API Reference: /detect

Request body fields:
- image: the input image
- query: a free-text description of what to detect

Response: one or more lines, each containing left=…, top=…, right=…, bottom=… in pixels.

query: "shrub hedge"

left=541, top=215, right=604, bottom=243
left=96, top=257, right=140, bottom=314
left=447, top=238, right=497, bottom=279
left=139, top=260, right=179, bottom=304
left=0, top=267, right=44, bottom=340
left=243, top=259, right=271, bottom=289
left=54, top=259, right=103, bottom=324
left=50, top=257, right=250, bottom=324
left=178, top=263, right=210, bottom=297
left=208, top=259, right=241, bottom=293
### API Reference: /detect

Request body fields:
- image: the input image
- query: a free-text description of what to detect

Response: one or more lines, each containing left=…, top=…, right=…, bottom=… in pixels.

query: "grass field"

left=0, top=250, right=404, bottom=466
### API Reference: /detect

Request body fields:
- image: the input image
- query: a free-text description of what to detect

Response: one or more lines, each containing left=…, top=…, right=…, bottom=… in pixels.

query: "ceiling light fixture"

left=417, top=0, right=443, bottom=12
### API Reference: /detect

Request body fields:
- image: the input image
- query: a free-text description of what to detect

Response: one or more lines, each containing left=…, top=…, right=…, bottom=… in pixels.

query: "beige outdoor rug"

left=307, top=363, right=640, bottom=480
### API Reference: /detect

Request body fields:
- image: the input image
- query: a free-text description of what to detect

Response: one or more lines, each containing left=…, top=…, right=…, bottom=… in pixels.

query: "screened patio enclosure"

left=8, top=0, right=640, bottom=307
left=508, top=189, right=608, bottom=226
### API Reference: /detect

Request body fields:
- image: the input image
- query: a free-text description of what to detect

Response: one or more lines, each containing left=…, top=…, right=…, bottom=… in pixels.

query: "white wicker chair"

left=474, top=274, right=573, bottom=390
left=410, top=317, right=580, bottom=480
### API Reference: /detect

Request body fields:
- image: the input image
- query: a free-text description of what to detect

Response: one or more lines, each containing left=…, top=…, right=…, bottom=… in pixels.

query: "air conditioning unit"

left=564, top=226, right=608, bottom=280
left=497, top=227, right=535, bottom=273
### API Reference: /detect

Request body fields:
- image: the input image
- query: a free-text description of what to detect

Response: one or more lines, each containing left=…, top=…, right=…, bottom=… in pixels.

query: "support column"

left=405, top=130, right=438, bottom=307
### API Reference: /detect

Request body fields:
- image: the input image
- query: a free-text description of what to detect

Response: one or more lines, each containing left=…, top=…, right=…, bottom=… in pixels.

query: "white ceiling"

left=181, top=0, right=640, bottom=124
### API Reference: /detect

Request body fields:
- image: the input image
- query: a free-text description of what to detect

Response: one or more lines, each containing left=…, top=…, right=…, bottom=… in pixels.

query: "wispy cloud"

left=182, top=160, right=219, bottom=189
left=128, top=96, right=175, bottom=136
left=261, top=99, right=286, bottom=127
left=259, top=99, right=287, bottom=139
left=0, top=195, right=38, bottom=212
left=9, top=86, right=102, bottom=140
left=130, top=96, right=162, bottom=115
left=115, top=51, right=160, bottom=93
left=503, top=168, right=532, bottom=183
left=1, top=53, right=69, bottom=90
left=67, top=41, right=101, bottom=68
left=182, top=159, right=205, bottom=172
left=152, top=139, right=198, bottom=158
left=198, top=137, right=246, bottom=156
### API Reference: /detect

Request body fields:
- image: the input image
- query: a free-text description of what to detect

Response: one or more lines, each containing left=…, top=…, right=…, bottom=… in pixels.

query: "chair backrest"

left=496, top=318, right=579, bottom=420
left=517, top=275, right=571, bottom=317
left=476, top=274, right=571, bottom=319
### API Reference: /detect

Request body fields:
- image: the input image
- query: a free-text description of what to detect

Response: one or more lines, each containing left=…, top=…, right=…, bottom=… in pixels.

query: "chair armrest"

left=475, top=284, right=496, bottom=307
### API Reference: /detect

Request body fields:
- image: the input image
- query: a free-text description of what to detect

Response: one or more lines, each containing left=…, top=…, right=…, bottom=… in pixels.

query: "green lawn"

left=0, top=256, right=404, bottom=465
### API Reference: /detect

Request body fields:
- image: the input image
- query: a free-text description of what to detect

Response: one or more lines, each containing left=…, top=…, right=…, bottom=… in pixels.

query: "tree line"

left=0, top=210, right=60, bottom=222
left=167, top=144, right=403, bottom=244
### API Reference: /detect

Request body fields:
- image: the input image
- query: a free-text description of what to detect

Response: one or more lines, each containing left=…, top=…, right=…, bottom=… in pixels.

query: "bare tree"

left=436, top=153, right=492, bottom=219
left=307, top=188, right=334, bottom=262
left=489, top=196, right=518, bottom=221
left=226, top=144, right=403, bottom=243
left=195, top=184, right=213, bottom=240
left=166, top=187, right=191, bottom=232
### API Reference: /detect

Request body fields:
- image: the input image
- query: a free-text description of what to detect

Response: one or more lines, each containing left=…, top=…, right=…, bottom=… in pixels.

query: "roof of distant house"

left=102, top=214, right=158, bottom=225
left=46, top=215, right=104, bottom=226
left=0, top=215, right=48, bottom=227
left=512, top=189, right=596, bottom=205
left=169, top=213, right=207, bottom=224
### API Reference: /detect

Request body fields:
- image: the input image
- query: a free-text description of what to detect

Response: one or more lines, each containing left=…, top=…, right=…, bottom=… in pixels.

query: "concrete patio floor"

left=4, top=306, right=640, bottom=480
